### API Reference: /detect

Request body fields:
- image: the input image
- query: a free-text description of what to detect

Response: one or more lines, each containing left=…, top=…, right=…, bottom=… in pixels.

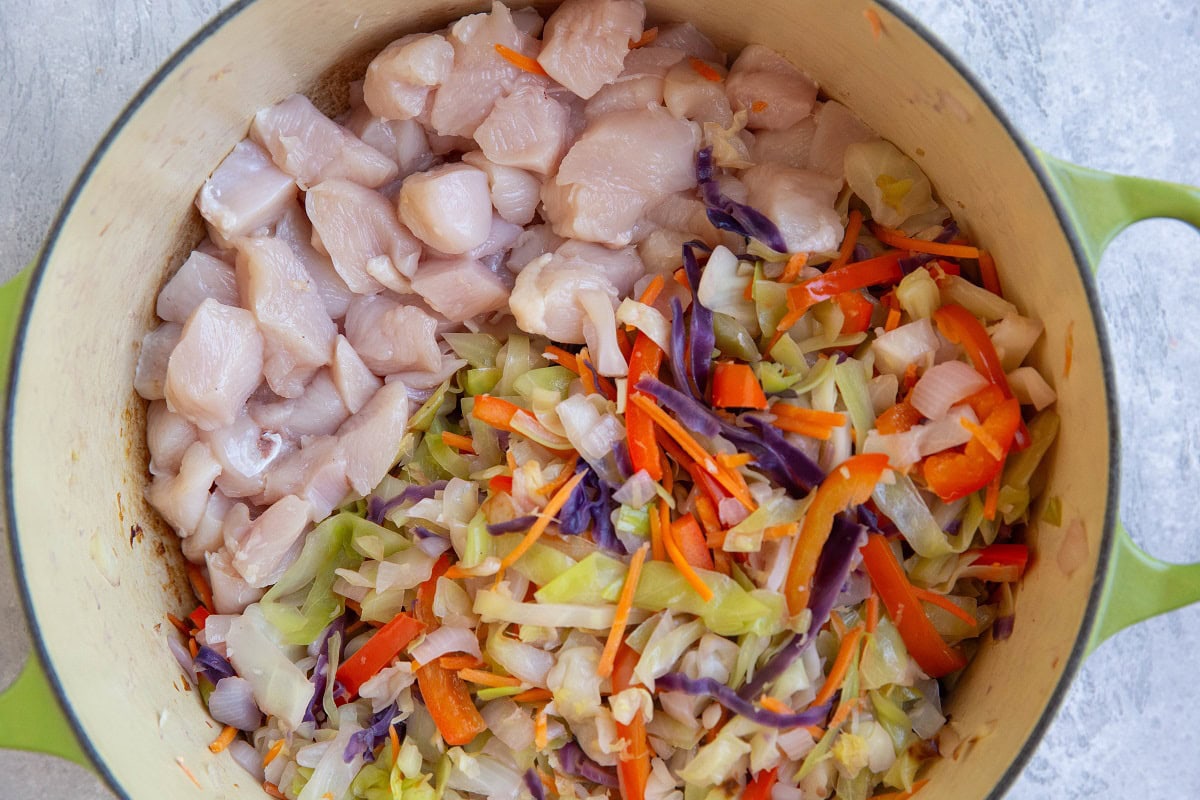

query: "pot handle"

left=1, top=265, right=31, bottom=383
left=1039, top=152, right=1200, bottom=653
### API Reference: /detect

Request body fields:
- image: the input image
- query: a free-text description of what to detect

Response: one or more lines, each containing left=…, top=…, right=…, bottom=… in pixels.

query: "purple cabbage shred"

left=557, top=741, right=619, bottom=788
left=343, top=703, right=402, bottom=764
left=524, top=768, right=547, bottom=800
left=852, top=243, right=872, bottom=263
left=992, top=615, right=1015, bottom=641
left=306, top=615, right=346, bottom=723
left=486, top=515, right=538, bottom=535
left=656, top=672, right=831, bottom=728
left=558, top=467, right=624, bottom=553
left=412, top=526, right=440, bottom=539
left=194, top=646, right=235, bottom=685
left=668, top=298, right=696, bottom=398
left=367, top=480, right=449, bottom=524
left=696, top=148, right=788, bottom=254
left=934, top=220, right=960, bottom=243
left=682, top=244, right=715, bottom=398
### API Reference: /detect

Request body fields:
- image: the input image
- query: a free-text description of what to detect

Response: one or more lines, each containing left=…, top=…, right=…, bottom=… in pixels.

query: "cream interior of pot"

left=6, top=0, right=1110, bottom=797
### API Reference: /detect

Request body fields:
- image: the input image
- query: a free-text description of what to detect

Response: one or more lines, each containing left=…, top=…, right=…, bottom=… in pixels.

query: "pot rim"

left=1, top=1, right=1121, bottom=797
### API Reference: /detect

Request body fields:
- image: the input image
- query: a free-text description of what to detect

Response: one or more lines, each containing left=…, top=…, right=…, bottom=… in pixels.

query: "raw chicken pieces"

left=538, top=0, right=645, bottom=99
left=398, top=164, right=493, bottom=254
left=197, top=140, right=297, bottom=242
left=306, top=179, right=421, bottom=294
left=163, top=300, right=263, bottom=431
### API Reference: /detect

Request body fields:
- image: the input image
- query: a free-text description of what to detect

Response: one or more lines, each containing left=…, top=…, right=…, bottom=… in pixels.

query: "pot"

left=1, top=1, right=1198, bottom=798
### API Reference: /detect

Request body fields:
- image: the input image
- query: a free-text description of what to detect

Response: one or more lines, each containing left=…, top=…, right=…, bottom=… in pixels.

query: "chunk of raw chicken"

left=725, top=44, right=819, bottom=130
left=230, top=495, right=310, bottom=587
left=206, top=548, right=266, bottom=615
left=344, top=294, right=443, bottom=374
left=250, top=94, right=398, bottom=190
left=583, top=46, right=681, bottom=118
left=740, top=165, right=844, bottom=254
left=663, top=58, right=732, bottom=126
left=147, top=401, right=198, bottom=476
left=255, top=435, right=349, bottom=522
left=411, top=256, right=511, bottom=322
left=461, top=152, right=541, bottom=226
left=164, top=299, right=264, bottom=431
left=554, top=240, right=644, bottom=297
left=397, top=163, right=492, bottom=254
left=274, top=202, right=356, bottom=320
left=474, top=85, right=570, bottom=175
left=461, top=215, right=524, bottom=262
left=338, top=381, right=410, bottom=496
left=654, top=22, right=726, bottom=64
left=305, top=179, right=422, bottom=294
left=641, top=191, right=723, bottom=247
left=430, top=2, right=544, bottom=138
left=512, top=5, right=545, bottom=36
left=206, top=416, right=285, bottom=499
left=134, top=323, right=183, bottom=401
left=248, top=369, right=351, bottom=441
left=156, top=251, right=240, bottom=324
left=197, top=140, right=298, bottom=242
left=146, top=441, right=222, bottom=536
left=506, top=224, right=564, bottom=274
left=330, top=336, right=383, bottom=414
left=181, top=490, right=234, bottom=564
left=537, top=0, right=645, bottom=99
left=806, top=101, right=877, bottom=177
left=362, top=33, right=455, bottom=121
left=750, top=118, right=817, bottom=169
left=387, top=354, right=469, bottom=391
left=235, top=237, right=338, bottom=398
left=344, top=107, right=436, bottom=180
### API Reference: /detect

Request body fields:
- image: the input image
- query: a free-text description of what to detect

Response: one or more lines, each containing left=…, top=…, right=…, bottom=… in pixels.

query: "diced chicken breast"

left=134, top=323, right=183, bottom=401
left=654, top=22, right=726, bottom=64
left=235, top=237, right=338, bottom=398
left=274, top=202, right=356, bottom=320
left=147, top=400, right=198, bottom=477
left=750, top=118, right=817, bottom=170
left=330, top=336, right=383, bottom=414
left=249, top=369, right=351, bottom=441
left=250, top=94, right=398, bottom=190
left=554, top=239, right=644, bottom=297
left=164, top=299, right=264, bottom=431
left=641, top=191, right=723, bottom=247
left=411, top=256, right=511, bottom=322
left=363, top=33, right=455, bottom=121
left=430, top=2, right=543, bottom=138
left=344, top=294, right=443, bottom=374
left=663, top=58, right=732, bottom=126
left=506, top=224, right=564, bottom=274
left=621, top=45, right=688, bottom=77
left=338, top=381, right=410, bottom=496
left=510, top=251, right=625, bottom=343
left=726, top=44, right=819, bottom=130
left=397, top=163, right=493, bottom=254
left=461, top=152, right=541, bottom=226
left=146, top=441, right=222, bottom=536
left=540, top=180, right=644, bottom=246
left=461, top=215, right=524, bottom=262
left=181, top=490, right=234, bottom=564
left=584, top=75, right=664, bottom=118
left=806, top=101, right=877, bottom=178
left=344, top=107, right=437, bottom=180
left=537, top=0, right=645, bottom=99
left=474, top=85, right=570, bottom=175
left=387, top=354, right=469, bottom=391
left=230, top=495, right=310, bottom=588
left=197, top=140, right=298, bottom=242
left=256, top=435, right=349, bottom=522
left=306, top=179, right=422, bottom=294
left=156, top=251, right=240, bottom=324
left=206, top=548, right=266, bottom=615
left=740, top=164, right=843, bottom=254
left=512, top=5, right=545, bottom=36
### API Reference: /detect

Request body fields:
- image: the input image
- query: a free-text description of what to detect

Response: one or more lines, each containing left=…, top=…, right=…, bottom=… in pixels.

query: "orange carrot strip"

left=781, top=252, right=809, bottom=283
left=689, top=57, right=722, bottom=82
left=717, top=452, right=755, bottom=469
left=812, top=626, right=865, bottom=707
left=750, top=100, right=770, bottom=114
left=663, top=517, right=715, bottom=601
left=262, top=740, right=285, bottom=768
left=208, top=725, right=238, bottom=754
left=658, top=499, right=672, bottom=558
left=829, top=210, right=865, bottom=271
left=458, top=668, right=522, bottom=688
left=389, top=724, right=401, bottom=769
left=166, top=613, right=191, bottom=637
left=983, top=469, right=1002, bottom=521
left=472, top=395, right=526, bottom=433
left=512, top=687, right=554, bottom=703
left=494, top=43, right=548, bottom=76
left=870, top=222, right=981, bottom=259
left=978, top=249, right=1002, bottom=296
left=438, top=654, right=484, bottom=671
left=763, top=522, right=798, bottom=540
left=865, top=593, right=880, bottom=634
left=711, top=362, right=769, bottom=410
left=534, top=707, right=549, bottom=749
left=629, top=26, right=658, bottom=48
left=960, top=417, right=1004, bottom=460
left=597, top=543, right=650, bottom=678
left=439, top=431, right=475, bottom=454
left=647, top=498, right=666, bottom=562
left=637, top=273, right=666, bottom=307
left=828, top=695, right=862, bottom=730
left=543, top=345, right=581, bottom=374
left=188, top=638, right=199, bottom=659
left=885, top=307, right=902, bottom=332
left=498, top=470, right=588, bottom=573
left=758, top=696, right=793, bottom=715
left=771, top=416, right=838, bottom=440
left=185, top=562, right=214, bottom=612
left=535, top=455, right=580, bottom=497
left=263, top=783, right=287, bottom=799
left=863, top=8, right=883, bottom=40
left=770, top=403, right=847, bottom=428
left=829, top=612, right=848, bottom=639
left=913, top=587, right=977, bottom=626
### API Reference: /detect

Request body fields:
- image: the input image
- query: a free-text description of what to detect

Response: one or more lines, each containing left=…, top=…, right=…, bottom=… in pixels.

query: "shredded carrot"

left=984, top=469, right=1002, bottom=521
left=712, top=549, right=732, bottom=576
left=763, top=522, right=798, bottom=540
left=543, top=344, right=581, bottom=374
left=647, top=498, right=666, bottom=562
left=536, top=455, right=580, bottom=497
left=176, top=757, right=202, bottom=789
left=870, top=221, right=981, bottom=259
left=512, top=687, right=554, bottom=703
left=442, top=564, right=475, bottom=581
left=977, top=249, right=1002, bottom=296
left=913, top=587, right=976, bottom=626
left=597, top=544, right=650, bottom=678
left=438, top=654, right=483, bottom=671
left=185, top=562, right=214, bottom=612
left=263, top=783, right=287, bottom=799
left=262, top=739, right=285, bottom=768
left=1064, top=320, right=1074, bottom=378
left=673, top=267, right=689, bottom=287
left=535, top=706, right=549, bottom=749
left=885, top=307, right=902, bottom=332
left=494, top=43, right=547, bottom=76
left=388, top=724, right=401, bottom=769
left=629, top=26, right=658, bottom=48
left=658, top=499, right=673, bottom=558
left=758, top=695, right=792, bottom=715
left=166, top=613, right=191, bottom=637
left=771, top=416, right=839, bottom=440
left=662, top=517, right=715, bottom=601
left=781, top=251, right=808, bottom=283
left=902, top=362, right=919, bottom=393
left=575, top=348, right=618, bottom=400
left=188, top=638, right=199, bottom=659
left=472, top=394, right=526, bottom=433
left=693, top=494, right=722, bottom=540
left=458, top=668, right=522, bottom=688
left=689, top=57, right=723, bottom=82
left=637, top=273, right=666, bottom=308
left=865, top=593, right=880, bottom=634
left=716, top=452, right=755, bottom=469
left=827, top=695, right=862, bottom=730
left=498, top=470, right=588, bottom=575
left=863, top=8, right=883, bottom=40
left=771, top=403, right=847, bottom=428
left=812, top=625, right=865, bottom=707
left=750, top=100, right=770, bottom=114
left=208, top=725, right=237, bottom=754
left=960, top=417, right=1004, bottom=460
left=829, top=210, right=865, bottom=271
left=711, top=362, right=769, bottom=410
left=439, top=430, right=475, bottom=454
left=829, top=612, right=848, bottom=639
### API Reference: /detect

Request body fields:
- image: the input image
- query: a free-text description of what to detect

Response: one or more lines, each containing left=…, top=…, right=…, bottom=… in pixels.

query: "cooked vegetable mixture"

left=139, top=1, right=1059, bottom=798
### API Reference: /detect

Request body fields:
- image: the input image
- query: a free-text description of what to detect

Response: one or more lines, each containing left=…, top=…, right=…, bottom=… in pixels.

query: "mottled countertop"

left=2, top=0, right=1199, bottom=797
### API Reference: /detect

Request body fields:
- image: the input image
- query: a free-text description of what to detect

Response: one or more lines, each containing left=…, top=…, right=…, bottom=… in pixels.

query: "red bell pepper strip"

left=835, top=291, right=876, bottom=335
left=670, top=513, right=715, bottom=571
left=874, top=400, right=921, bottom=435
left=626, top=333, right=665, bottom=480
left=785, top=453, right=890, bottom=614
left=778, top=251, right=903, bottom=332
left=859, top=534, right=966, bottom=678
left=962, top=543, right=1029, bottom=582
left=412, top=555, right=486, bottom=746
left=187, top=606, right=211, bottom=631
left=923, top=397, right=1020, bottom=502
left=744, top=767, right=779, bottom=800
left=335, top=611, right=425, bottom=701
left=612, top=643, right=651, bottom=800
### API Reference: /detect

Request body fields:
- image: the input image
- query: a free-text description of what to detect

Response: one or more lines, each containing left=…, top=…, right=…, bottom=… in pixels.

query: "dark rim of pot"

left=2, top=1, right=1120, bottom=798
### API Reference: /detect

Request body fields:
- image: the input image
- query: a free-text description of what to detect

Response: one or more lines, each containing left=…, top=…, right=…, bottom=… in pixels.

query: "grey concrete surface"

left=1, top=0, right=1198, bottom=797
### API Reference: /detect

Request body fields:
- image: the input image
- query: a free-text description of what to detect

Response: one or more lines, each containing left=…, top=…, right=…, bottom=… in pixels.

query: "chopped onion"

left=1007, top=366, right=1056, bottom=410
left=989, top=315, right=1044, bottom=371
left=909, top=696, right=947, bottom=740
left=718, top=497, right=750, bottom=527
left=208, top=677, right=262, bottom=731
left=229, top=739, right=265, bottom=782
left=409, top=625, right=482, bottom=666
left=481, top=698, right=535, bottom=752
left=415, top=535, right=452, bottom=558
left=198, top=614, right=237, bottom=648
left=910, top=360, right=988, bottom=420
left=939, top=274, right=1017, bottom=322
left=871, top=473, right=952, bottom=558
left=916, top=405, right=978, bottom=456
left=613, top=470, right=658, bottom=508
left=617, top=298, right=672, bottom=353
left=167, top=636, right=195, bottom=679
left=870, top=318, right=939, bottom=378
